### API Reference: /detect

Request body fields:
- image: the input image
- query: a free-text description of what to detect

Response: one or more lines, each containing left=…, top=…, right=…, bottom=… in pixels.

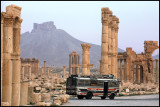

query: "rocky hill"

left=20, top=21, right=124, bottom=68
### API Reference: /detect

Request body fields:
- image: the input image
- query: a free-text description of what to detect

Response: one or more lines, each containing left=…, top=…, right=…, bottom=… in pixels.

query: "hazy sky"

left=1, top=1, right=159, bottom=55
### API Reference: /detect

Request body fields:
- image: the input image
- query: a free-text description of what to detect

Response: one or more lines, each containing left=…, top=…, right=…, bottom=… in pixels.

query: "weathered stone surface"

left=41, top=93, right=50, bottom=102
left=36, top=102, right=46, bottom=106
left=1, top=102, right=9, bottom=106
left=53, top=100, right=62, bottom=106
left=118, top=41, right=159, bottom=84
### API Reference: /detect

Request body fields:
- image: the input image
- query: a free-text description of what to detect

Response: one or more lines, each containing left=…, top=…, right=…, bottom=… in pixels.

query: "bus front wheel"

left=86, top=92, right=93, bottom=99
left=77, top=95, right=84, bottom=99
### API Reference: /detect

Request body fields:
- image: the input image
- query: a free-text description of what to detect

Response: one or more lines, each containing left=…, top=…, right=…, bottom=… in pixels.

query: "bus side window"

left=78, top=79, right=84, bottom=86
left=84, top=80, right=90, bottom=86
left=98, top=80, right=103, bottom=86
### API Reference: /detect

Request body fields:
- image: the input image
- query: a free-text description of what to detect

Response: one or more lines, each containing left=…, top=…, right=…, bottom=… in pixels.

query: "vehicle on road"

left=66, top=74, right=120, bottom=100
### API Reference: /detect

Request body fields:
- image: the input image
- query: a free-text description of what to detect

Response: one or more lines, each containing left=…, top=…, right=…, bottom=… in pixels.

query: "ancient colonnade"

left=1, top=5, right=23, bottom=106
left=100, top=7, right=119, bottom=78
left=117, top=59, right=159, bottom=84
left=69, top=51, right=80, bottom=76
left=117, top=40, right=159, bottom=84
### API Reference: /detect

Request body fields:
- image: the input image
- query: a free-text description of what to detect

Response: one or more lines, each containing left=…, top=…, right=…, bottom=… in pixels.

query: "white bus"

left=66, top=74, right=120, bottom=99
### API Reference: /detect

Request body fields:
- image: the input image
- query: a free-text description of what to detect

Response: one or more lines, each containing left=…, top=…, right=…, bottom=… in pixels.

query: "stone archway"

left=131, top=62, right=145, bottom=84
left=139, top=65, right=143, bottom=83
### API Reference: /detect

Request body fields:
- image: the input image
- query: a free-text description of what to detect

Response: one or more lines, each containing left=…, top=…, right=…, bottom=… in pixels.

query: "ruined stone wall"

left=117, top=41, right=159, bottom=84
left=21, top=58, right=39, bottom=74
left=69, top=51, right=80, bottom=76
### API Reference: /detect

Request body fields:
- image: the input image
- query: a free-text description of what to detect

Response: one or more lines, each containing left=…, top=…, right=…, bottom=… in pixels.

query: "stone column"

left=41, top=67, right=44, bottom=73
left=124, top=59, right=127, bottom=82
left=114, top=17, right=119, bottom=79
left=108, top=24, right=112, bottom=74
left=1, top=13, right=4, bottom=100
left=22, top=66, right=25, bottom=80
left=77, top=67, right=80, bottom=75
left=11, top=16, right=22, bottom=106
left=2, top=14, right=14, bottom=105
left=111, top=19, right=116, bottom=77
left=63, top=66, right=66, bottom=79
left=69, top=55, right=71, bottom=76
left=28, top=66, right=32, bottom=80
left=156, top=59, right=159, bottom=84
left=81, top=43, right=91, bottom=75
left=77, top=55, right=80, bottom=75
left=137, top=65, right=140, bottom=84
left=44, top=61, right=46, bottom=74
left=120, top=59, right=123, bottom=82
left=136, top=65, right=139, bottom=84
left=100, top=8, right=112, bottom=75
left=37, top=60, right=39, bottom=73
left=152, top=60, right=155, bottom=83
left=20, top=81, right=28, bottom=106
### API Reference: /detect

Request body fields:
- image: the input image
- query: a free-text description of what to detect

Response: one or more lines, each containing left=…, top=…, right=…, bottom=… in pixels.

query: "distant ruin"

left=117, top=41, right=159, bottom=84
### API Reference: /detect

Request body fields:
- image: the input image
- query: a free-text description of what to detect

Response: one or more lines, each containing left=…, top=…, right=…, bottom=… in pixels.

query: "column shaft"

left=100, top=23, right=109, bottom=75
left=81, top=44, right=91, bottom=75
left=152, top=60, right=155, bottom=83
left=120, top=59, right=123, bottom=82
left=1, top=14, right=4, bottom=100
left=136, top=65, right=139, bottom=83
left=44, top=61, right=46, bottom=74
left=12, top=18, right=22, bottom=106
left=20, top=82, right=28, bottom=106
left=156, top=60, right=159, bottom=84
left=29, top=66, right=31, bottom=80
left=2, top=17, right=14, bottom=105
left=63, top=66, right=66, bottom=79
left=124, top=59, right=127, bottom=82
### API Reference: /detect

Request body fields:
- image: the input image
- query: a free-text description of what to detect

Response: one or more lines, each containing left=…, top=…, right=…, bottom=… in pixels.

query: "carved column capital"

left=13, top=18, right=23, bottom=28
left=3, top=14, right=14, bottom=27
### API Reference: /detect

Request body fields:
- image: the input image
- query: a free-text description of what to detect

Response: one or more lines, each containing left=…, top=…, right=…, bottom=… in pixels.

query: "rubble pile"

left=27, top=73, right=70, bottom=106
left=119, top=82, right=159, bottom=96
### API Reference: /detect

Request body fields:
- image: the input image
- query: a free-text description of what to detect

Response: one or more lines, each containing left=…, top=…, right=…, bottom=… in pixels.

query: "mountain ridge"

left=20, top=21, right=125, bottom=68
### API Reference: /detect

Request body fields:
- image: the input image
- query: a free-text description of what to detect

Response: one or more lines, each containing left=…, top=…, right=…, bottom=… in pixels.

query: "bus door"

left=103, top=81, right=108, bottom=97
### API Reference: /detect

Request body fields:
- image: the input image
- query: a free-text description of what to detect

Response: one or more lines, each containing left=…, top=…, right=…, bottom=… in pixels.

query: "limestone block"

left=35, top=86, right=41, bottom=91
left=1, top=102, right=9, bottom=106
left=43, top=83, right=51, bottom=88
left=45, top=102, right=52, bottom=106
left=41, top=93, right=50, bottom=102
left=53, top=100, right=62, bottom=106
left=36, top=102, right=46, bottom=106
left=6, top=5, right=21, bottom=18
left=139, top=91, right=145, bottom=94
left=126, top=88, right=129, bottom=93
left=29, top=81, right=39, bottom=87
left=29, top=93, right=41, bottom=104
